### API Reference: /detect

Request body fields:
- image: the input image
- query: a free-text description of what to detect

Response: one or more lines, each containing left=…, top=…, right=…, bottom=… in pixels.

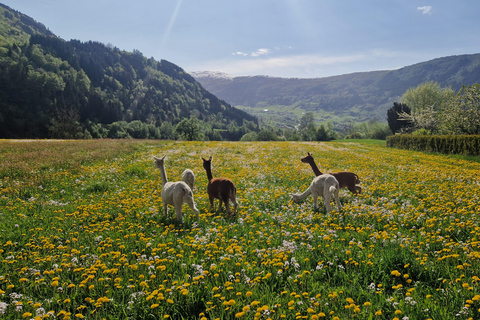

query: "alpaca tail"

left=329, top=186, right=337, bottom=195
left=354, top=174, right=360, bottom=184
left=290, top=188, right=312, bottom=203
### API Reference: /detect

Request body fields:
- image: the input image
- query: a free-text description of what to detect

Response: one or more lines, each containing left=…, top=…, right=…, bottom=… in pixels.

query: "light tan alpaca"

left=154, top=155, right=199, bottom=223
left=301, top=152, right=361, bottom=194
left=290, top=174, right=342, bottom=213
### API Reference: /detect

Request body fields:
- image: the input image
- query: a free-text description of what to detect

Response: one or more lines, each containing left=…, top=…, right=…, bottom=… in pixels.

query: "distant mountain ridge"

left=191, top=54, right=480, bottom=127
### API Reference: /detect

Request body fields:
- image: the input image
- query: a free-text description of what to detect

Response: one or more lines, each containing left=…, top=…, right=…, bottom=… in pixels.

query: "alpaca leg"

left=174, top=203, right=183, bottom=223
left=163, top=202, right=169, bottom=217
left=185, top=196, right=199, bottom=220
left=209, top=196, right=215, bottom=211
left=334, top=189, right=342, bottom=212
left=323, top=192, right=333, bottom=213
left=355, top=185, right=362, bottom=194
left=312, top=195, right=319, bottom=210
left=232, top=196, right=238, bottom=216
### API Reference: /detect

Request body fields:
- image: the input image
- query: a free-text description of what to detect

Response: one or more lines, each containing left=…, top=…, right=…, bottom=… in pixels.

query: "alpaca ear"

left=161, top=155, right=166, bottom=160
left=308, top=152, right=312, bottom=156
left=209, top=156, right=212, bottom=161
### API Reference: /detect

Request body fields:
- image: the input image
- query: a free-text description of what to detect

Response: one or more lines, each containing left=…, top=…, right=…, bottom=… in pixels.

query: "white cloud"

left=251, top=48, right=271, bottom=57
left=232, top=52, right=248, bottom=56
left=417, top=6, right=432, bottom=15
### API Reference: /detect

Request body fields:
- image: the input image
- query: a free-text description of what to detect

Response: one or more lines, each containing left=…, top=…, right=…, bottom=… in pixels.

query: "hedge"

left=386, top=134, right=480, bottom=156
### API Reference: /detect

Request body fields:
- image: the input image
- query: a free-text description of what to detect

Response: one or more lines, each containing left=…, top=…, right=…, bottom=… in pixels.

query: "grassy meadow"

left=1, top=139, right=479, bottom=320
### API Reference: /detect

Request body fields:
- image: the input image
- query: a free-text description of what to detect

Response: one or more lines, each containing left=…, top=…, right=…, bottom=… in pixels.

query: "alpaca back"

left=181, top=169, right=195, bottom=191
left=331, top=172, right=361, bottom=194
left=208, top=177, right=236, bottom=200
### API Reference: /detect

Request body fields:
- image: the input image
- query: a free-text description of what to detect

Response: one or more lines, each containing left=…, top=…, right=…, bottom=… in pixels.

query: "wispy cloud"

left=417, top=6, right=432, bottom=15
left=233, top=48, right=271, bottom=57
left=196, top=53, right=368, bottom=78
left=251, top=48, right=270, bottom=57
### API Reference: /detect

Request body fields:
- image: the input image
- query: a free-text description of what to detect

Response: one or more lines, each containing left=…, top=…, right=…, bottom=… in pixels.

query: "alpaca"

left=153, top=155, right=199, bottom=222
left=201, top=156, right=238, bottom=216
left=301, top=152, right=362, bottom=194
left=290, top=174, right=342, bottom=213
left=181, top=169, right=195, bottom=191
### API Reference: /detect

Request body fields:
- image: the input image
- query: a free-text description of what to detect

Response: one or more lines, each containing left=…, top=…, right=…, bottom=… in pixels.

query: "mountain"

left=191, top=54, right=480, bottom=127
left=0, top=4, right=257, bottom=139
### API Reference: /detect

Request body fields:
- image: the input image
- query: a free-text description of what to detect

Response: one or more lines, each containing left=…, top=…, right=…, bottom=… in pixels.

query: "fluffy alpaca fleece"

left=181, top=169, right=195, bottom=191
left=301, top=152, right=361, bottom=194
left=201, top=156, right=238, bottom=216
left=154, top=156, right=199, bottom=222
left=290, top=174, right=342, bottom=213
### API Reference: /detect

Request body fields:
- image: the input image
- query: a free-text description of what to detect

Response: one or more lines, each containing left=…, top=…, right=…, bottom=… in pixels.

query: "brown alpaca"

left=202, top=156, right=238, bottom=215
left=301, top=152, right=361, bottom=194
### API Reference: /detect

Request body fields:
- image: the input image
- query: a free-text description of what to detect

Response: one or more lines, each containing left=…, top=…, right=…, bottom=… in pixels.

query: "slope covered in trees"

left=0, top=4, right=257, bottom=139
left=192, top=54, right=480, bottom=127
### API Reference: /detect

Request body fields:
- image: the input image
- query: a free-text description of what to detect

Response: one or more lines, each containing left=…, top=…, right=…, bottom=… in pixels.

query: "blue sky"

left=3, top=0, right=480, bottom=78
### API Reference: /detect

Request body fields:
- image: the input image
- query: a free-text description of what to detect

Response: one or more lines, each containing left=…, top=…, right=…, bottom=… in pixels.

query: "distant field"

left=1, top=140, right=479, bottom=319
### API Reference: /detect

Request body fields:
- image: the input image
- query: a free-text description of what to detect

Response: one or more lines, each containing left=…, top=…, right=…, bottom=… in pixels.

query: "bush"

left=387, top=134, right=480, bottom=155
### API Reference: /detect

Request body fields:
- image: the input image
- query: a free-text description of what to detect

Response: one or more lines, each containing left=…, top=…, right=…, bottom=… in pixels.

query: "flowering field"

left=1, top=139, right=479, bottom=320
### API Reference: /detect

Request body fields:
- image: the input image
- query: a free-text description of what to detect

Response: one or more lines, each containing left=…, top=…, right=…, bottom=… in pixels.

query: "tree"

left=316, top=122, right=336, bottom=141
left=439, top=84, right=480, bottom=135
left=175, top=116, right=202, bottom=141
left=400, top=81, right=454, bottom=113
left=387, top=102, right=412, bottom=134
left=299, top=112, right=316, bottom=141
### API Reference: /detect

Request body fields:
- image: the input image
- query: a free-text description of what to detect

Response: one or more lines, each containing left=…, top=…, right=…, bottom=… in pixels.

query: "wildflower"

left=375, top=310, right=382, bottom=316
left=75, top=314, right=84, bottom=318
left=22, top=312, right=33, bottom=318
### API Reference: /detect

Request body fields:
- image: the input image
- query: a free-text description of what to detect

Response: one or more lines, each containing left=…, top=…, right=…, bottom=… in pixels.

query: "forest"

left=0, top=4, right=258, bottom=140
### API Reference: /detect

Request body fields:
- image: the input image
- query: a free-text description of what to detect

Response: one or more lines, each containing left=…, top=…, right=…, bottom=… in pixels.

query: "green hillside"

left=0, top=4, right=257, bottom=139
left=192, top=54, right=480, bottom=127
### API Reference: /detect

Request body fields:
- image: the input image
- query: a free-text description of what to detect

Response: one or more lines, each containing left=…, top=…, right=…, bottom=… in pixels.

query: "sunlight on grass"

left=1, top=140, right=479, bottom=319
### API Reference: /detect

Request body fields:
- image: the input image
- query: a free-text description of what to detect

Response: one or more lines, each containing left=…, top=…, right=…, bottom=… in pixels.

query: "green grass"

left=1, top=139, right=480, bottom=319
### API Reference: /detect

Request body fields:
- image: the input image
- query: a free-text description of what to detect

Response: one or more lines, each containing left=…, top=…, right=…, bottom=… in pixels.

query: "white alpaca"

left=154, top=155, right=199, bottom=222
left=290, top=174, right=342, bottom=213
left=181, top=169, right=195, bottom=191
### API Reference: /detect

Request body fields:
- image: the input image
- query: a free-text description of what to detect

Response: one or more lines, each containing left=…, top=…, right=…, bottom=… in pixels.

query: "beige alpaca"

left=290, top=174, right=342, bottom=213
left=154, top=155, right=199, bottom=222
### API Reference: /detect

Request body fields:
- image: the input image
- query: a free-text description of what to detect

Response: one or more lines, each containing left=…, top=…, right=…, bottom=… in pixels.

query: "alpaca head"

left=153, top=155, right=166, bottom=169
left=201, top=156, right=212, bottom=171
left=289, top=193, right=301, bottom=203
left=301, top=152, right=314, bottom=164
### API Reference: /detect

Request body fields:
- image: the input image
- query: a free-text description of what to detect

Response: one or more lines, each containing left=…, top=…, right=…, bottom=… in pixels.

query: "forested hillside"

left=192, top=54, right=480, bottom=127
left=0, top=4, right=257, bottom=139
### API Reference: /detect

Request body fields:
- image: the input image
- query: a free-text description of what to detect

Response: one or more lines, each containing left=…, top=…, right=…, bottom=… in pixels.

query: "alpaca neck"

left=158, top=164, right=168, bottom=186
left=308, top=160, right=323, bottom=176
left=204, top=165, right=213, bottom=182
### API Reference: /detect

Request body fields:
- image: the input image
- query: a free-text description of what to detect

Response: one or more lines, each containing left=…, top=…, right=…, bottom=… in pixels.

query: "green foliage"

left=0, top=4, right=258, bottom=140
left=439, top=84, right=480, bottom=135
left=387, top=134, right=480, bottom=156
left=400, top=81, right=454, bottom=113
left=175, top=116, right=202, bottom=141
